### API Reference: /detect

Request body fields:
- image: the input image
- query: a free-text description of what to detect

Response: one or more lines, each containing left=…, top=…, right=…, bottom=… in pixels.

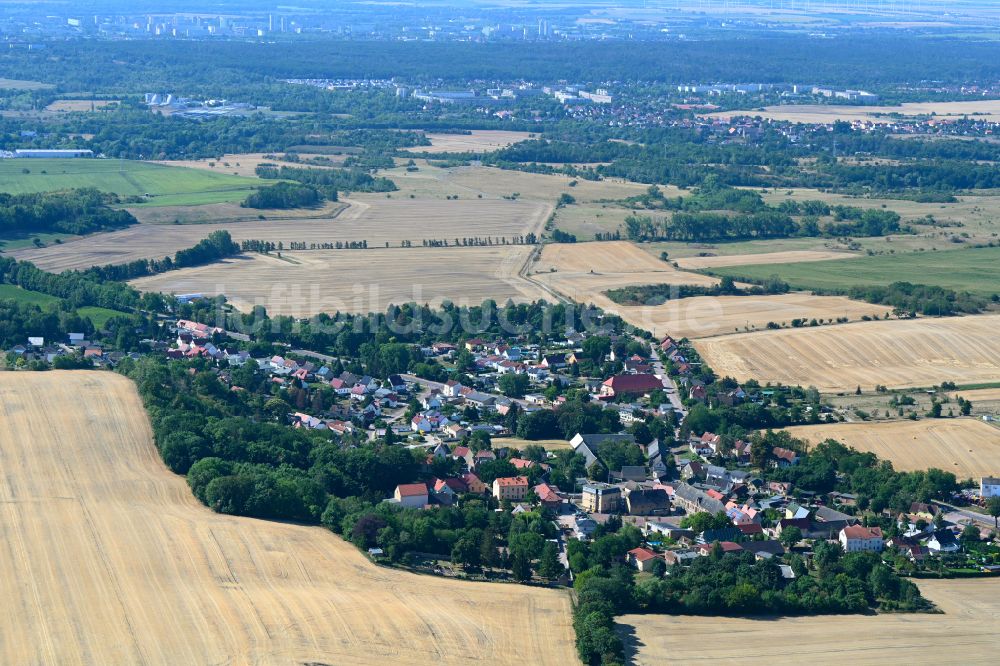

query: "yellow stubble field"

left=12, top=197, right=548, bottom=272
left=530, top=241, right=889, bottom=338
left=784, top=418, right=1000, bottom=479
left=619, top=578, right=1000, bottom=666
left=402, top=130, right=535, bottom=153
left=694, top=314, right=1000, bottom=393
left=0, top=371, right=577, bottom=666
left=131, top=246, right=548, bottom=316
left=707, top=99, right=1000, bottom=124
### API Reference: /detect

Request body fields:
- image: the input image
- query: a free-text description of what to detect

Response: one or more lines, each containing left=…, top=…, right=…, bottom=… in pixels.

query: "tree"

left=498, top=372, right=530, bottom=398
left=961, top=524, right=981, bottom=544
left=511, top=550, right=532, bottom=582
left=779, top=526, right=803, bottom=549
left=587, top=460, right=608, bottom=483
left=451, top=532, right=482, bottom=570
left=581, top=335, right=611, bottom=363
left=537, top=541, right=563, bottom=580
left=480, top=529, right=499, bottom=568
left=988, top=496, right=1000, bottom=529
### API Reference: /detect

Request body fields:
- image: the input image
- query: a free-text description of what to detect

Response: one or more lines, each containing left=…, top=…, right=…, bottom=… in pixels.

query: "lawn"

left=0, top=285, right=61, bottom=307
left=0, top=159, right=262, bottom=206
left=706, top=246, right=1000, bottom=298
left=76, top=306, right=130, bottom=328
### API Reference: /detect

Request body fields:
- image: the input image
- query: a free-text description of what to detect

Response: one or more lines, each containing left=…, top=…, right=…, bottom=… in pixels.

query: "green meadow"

left=0, top=159, right=261, bottom=206
left=707, top=246, right=1000, bottom=298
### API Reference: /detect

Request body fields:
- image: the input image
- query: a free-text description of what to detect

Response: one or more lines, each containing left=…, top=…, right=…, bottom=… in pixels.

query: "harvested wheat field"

left=784, top=419, right=1000, bottom=478
left=126, top=199, right=347, bottom=225
left=695, top=315, right=1000, bottom=393
left=531, top=241, right=717, bottom=296
left=45, top=99, right=119, bottom=112
left=674, top=249, right=856, bottom=270
left=152, top=152, right=346, bottom=178
left=598, top=293, right=889, bottom=340
left=404, top=130, right=534, bottom=153
left=708, top=99, right=1000, bottom=124
left=492, top=437, right=572, bottom=452
left=12, top=198, right=547, bottom=272
left=949, top=388, right=1000, bottom=402
left=132, top=246, right=547, bottom=316
left=528, top=241, right=887, bottom=338
left=351, top=163, right=646, bottom=205
left=0, top=371, right=577, bottom=666
left=442, top=166, right=649, bottom=203
left=619, top=578, right=1000, bottom=666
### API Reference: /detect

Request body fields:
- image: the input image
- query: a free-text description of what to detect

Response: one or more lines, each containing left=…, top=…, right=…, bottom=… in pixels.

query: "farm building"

left=13, top=149, right=94, bottom=158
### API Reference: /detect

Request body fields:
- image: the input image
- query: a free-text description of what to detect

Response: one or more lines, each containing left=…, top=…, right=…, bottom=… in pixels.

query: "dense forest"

left=255, top=164, right=396, bottom=195
left=242, top=181, right=322, bottom=209
left=0, top=188, right=136, bottom=235
left=619, top=182, right=903, bottom=242
left=6, top=37, right=1000, bottom=92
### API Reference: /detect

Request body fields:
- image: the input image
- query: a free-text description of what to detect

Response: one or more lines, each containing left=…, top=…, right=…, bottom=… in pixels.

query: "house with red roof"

left=598, top=373, right=662, bottom=399
left=509, top=458, right=537, bottom=470
left=772, top=447, right=799, bottom=468
left=696, top=541, right=744, bottom=556
left=492, top=476, right=529, bottom=501
left=462, top=472, right=487, bottom=494
left=840, top=525, right=884, bottom=553
left=534, top=483, right=563, bottom=509
left=625, top=547, right=664, bottom=572
left=393, top=483, right=429, bottom=509
left=177, top=319, right=224, bottom=340
left=432, top=478, right=468, bottom=505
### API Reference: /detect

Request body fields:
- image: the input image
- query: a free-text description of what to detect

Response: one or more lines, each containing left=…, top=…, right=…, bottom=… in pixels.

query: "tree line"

left=83, top=231, right=241, bottom=282
left=605, top=276, right=790, bottom=306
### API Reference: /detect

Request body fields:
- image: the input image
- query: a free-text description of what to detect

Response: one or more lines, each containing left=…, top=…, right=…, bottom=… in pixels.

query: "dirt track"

left=0, top=371, right=577, bottom=665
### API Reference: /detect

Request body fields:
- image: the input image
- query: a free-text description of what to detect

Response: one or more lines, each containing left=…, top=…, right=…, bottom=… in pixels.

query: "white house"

left=393, top=483, right=429, bottom=509
left=442, top=380, right=463, bottom=398
left=981, top=477, right=1000, bottom=499
left=927, top=530, right=961, bottom=554
left=839, top=525, right=884, bottom=553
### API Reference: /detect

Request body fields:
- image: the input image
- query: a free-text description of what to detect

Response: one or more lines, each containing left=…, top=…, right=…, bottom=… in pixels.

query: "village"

left=9, top=311, right=1000, bottom=587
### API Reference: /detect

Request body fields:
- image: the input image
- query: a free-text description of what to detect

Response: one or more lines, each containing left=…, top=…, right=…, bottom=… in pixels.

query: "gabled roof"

left=396, top=483, right=428, bottom=497
left=842, top=525, right=883, bottom=540
left=601, top=374, right=662, bottom=394
left=929, top=529, right=958, bottom=545
left=494, top=476, right=529, bottom=487
left=535, top=483, right=562, bottom=503
left=627, top=547, right=659, bottom=562
left=434, top=478, right=468, bottom=493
